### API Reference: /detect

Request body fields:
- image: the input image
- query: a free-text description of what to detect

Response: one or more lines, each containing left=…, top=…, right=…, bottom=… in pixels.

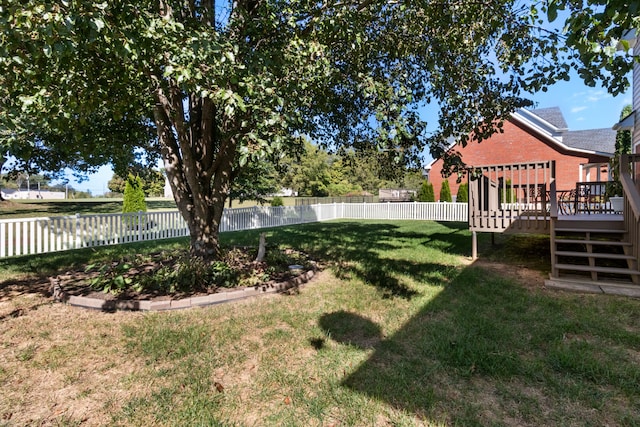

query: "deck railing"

left=0, top=202, right=468, bottom=259
left=469, top=160, right=555, bottom=233
left=571, top=182, right=614, bottom=214
left=620, top=154, right=640, bottom=273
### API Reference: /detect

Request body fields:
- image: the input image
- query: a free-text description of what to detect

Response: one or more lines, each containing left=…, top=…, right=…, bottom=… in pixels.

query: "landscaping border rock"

left=64, top=268, right=317, bottom=312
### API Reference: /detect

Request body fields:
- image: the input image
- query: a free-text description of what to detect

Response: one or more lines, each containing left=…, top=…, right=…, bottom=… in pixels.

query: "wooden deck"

left=468, top=156, right=640, bottom=294
left=557, top=213, right=624, bottom=222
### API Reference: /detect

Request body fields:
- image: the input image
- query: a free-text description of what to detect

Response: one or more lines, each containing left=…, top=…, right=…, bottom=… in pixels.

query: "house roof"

left=613, top=110, right=635, bottom=131
left=511, top=107, right=615, bottom=156
left=529, top=107, right=568, bottom=130
left=562, top=128, right=617, bottom=154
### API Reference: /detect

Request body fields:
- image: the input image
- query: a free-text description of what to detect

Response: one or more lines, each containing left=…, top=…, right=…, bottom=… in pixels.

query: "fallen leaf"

left=214, top=382, right=224, bottom=393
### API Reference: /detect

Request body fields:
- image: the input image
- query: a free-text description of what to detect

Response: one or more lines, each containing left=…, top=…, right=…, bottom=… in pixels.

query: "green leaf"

left=547, top=4, right=558, bottom=22
left=92, top=18, right=105, bottom=32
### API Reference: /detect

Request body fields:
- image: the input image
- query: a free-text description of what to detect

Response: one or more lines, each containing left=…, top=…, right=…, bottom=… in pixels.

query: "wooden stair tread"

left=554, top=238, right=632, bottom=246
left=554, top=251, right=635, bottom=260
left=554, top=264, right=640, bottom=275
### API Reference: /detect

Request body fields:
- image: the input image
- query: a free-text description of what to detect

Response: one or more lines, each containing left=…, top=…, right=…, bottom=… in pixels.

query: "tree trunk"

left=186, top=199, right=224, bottom=260
left=153, top=88, right=237, bottom=261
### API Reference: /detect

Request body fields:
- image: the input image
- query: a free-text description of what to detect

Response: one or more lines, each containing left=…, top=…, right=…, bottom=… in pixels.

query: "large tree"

left=1, top=1, right=637, bottom=259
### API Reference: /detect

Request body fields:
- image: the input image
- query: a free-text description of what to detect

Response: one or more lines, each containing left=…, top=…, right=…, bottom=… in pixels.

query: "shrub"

left=440, top=180, right=452, bottom=202
left=456, top=182, right=468, bottom=202
left=139, top=255, right=240, bottom=292
left=271, top=196, right=284, bottom=206
left=87, top=250, right=241, bottom=295
left=417, top=180, right=435, bottom=202
left=86, top=259, right=136, bottom=295
left=122, top=174, right=147, bottom=229
left=123, top=174, right=147, bottom=214
left=501, top=179, right=516, bottom=203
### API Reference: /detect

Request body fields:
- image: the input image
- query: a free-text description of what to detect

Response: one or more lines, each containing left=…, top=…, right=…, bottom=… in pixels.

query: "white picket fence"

left=0, top=202, right=467, bottom=258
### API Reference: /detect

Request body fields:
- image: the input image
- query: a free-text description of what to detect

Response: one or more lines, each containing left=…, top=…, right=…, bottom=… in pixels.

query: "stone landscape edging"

left=65, top=269, right=316, bottom=312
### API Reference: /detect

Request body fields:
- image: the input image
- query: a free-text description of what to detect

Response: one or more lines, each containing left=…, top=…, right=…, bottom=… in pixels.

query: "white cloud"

left=586, top=90, right=609, bottom=102
left=571, top=106, right=588, bottom=113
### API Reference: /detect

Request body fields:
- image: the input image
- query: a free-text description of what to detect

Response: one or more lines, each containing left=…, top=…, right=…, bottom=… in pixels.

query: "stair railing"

left=620, top=154, right=640, bottom=270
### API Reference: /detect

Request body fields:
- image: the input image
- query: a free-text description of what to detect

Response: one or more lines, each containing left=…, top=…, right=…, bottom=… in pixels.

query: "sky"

left=62, top=70, right=631, bottom=196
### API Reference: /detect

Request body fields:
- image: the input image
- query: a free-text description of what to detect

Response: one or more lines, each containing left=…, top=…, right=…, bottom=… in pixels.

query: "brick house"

left=426, top=107, right=616, bottom=201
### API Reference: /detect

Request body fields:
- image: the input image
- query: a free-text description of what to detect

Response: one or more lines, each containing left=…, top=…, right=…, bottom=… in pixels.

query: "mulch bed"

left=47, top=247, right=318, bottom=303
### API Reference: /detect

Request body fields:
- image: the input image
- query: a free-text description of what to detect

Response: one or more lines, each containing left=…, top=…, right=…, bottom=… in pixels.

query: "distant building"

left=272, top=188, right=297, bottom=197
left=1, top=188, right=66, bottom=200
left=379, top=189, right=416, bottom=202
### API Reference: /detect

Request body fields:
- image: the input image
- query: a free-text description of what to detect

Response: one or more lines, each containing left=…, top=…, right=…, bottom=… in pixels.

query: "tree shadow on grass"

left=317, top=310, right=383, bottom=349
left=0, top=249, right=97, bottom=301
left=1, top=220, right=471, bottom=304
left=326, top=263, right=640, bottom=425
left=223, top=221, right=471, bottom=299
left=420, top=231, right=474, bottom=256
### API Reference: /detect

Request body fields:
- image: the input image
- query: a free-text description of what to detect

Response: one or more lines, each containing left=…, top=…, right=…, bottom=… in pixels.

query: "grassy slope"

left=1, top=221, right=639, bottom=426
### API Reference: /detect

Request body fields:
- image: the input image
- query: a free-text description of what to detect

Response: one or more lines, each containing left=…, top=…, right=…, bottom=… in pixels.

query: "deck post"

left=472, top=231, right=477, bottom=260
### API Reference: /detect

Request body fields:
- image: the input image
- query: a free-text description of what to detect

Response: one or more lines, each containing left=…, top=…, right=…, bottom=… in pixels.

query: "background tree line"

left=119, top=138, right=432, bottom=203
left=279, top=139, right=424, bottom=197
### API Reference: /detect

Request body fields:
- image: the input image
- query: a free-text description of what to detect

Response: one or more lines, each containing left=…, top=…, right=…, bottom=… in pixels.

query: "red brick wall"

left=428, top=120, right=610, bottom=200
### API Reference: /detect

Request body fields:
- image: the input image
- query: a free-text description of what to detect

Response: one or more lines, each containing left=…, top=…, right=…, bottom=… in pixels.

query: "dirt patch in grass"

left=472, top=259, right=547, bottom=291
left=1, top=300, right=146, bottom=426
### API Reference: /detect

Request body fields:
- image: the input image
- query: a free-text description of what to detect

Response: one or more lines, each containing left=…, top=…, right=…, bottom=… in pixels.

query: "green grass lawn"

left=0, top=197, right=179, bottom=218
left=1, top=221, right=639, bottom=426
left=0, top=197, right=299, bottom=219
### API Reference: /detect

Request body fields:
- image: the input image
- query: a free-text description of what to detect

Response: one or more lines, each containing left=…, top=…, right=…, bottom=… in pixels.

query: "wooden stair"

left=546, top=217, right=640, bottom=294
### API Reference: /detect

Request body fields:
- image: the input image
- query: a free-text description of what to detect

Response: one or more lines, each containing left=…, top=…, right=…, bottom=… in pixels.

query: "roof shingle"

left=561, top=128, right=616, bottom=154
left=530, top=107, right=568, bottom=130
